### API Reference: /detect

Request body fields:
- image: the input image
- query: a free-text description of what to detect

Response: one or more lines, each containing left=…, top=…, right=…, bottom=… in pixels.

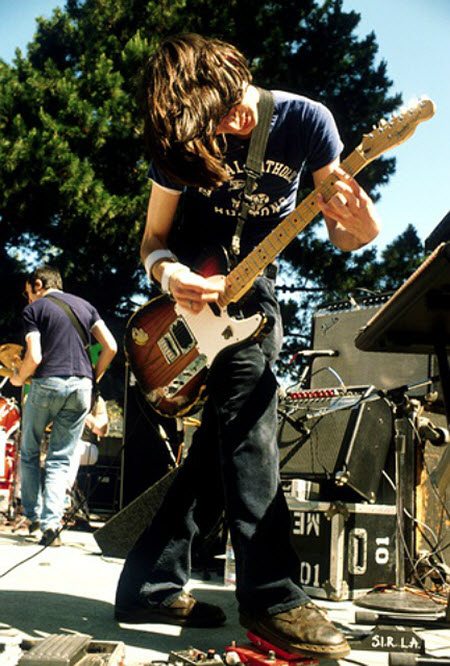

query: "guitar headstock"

left=360, top=97, right=436, bottom=162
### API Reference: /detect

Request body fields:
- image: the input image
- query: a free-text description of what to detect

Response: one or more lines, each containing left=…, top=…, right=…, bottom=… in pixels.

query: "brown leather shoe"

left=240, top=602, right=350, bottom=659
left=115, top=592, right=226, bottom=627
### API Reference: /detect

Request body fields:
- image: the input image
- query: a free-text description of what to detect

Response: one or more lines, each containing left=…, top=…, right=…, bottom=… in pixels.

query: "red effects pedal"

left=225, top=631, right=318, bottom=666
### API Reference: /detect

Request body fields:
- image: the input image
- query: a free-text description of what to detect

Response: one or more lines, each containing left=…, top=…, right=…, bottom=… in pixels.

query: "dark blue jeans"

left=116, top=277, right=309, bottom=615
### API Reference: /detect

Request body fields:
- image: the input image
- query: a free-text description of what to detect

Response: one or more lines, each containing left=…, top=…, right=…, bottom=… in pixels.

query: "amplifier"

left=277, top=387, right=394, bottom=502
left=77, top=464, right=121, bottom=517
left=310, top=294, right=431, bottom=393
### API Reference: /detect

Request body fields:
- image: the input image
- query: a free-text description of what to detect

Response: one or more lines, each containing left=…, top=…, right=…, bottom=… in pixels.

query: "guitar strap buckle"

left=243, top=165, right=260, bottom=180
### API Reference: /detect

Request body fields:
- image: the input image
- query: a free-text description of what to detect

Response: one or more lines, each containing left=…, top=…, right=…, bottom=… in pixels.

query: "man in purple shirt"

left=11, top=265, right=117, bottom=546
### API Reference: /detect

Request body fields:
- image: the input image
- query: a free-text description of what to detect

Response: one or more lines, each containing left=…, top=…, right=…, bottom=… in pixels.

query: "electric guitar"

left=125, top=98, right=435, bottom=418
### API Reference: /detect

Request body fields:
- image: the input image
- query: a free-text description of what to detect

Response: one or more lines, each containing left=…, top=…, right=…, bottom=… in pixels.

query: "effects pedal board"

left=170, top=647, right=224, bottom=666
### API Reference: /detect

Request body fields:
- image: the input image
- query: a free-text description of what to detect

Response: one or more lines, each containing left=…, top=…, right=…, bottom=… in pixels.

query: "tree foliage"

left=0, top=0, right=424, bottom=389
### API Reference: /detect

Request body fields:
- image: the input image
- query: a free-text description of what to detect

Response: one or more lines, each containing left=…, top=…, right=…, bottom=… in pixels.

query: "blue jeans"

left=20, top=376, right=92, bottom=531
left=116, top=277, right=309, bottom=615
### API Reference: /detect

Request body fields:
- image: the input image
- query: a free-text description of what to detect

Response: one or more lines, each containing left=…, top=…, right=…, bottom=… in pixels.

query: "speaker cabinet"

left=94, top=468, right=178, bottom=558
left=277, top=388, right=393, bottom=502
left=77, top=465, right=121, bottom=517
left=310, top=295, right=431, bottom=394
left=75, top=436, right=122, bottom=517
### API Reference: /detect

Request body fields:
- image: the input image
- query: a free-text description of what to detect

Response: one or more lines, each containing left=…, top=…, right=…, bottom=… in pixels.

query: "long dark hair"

left=143, top=33, right=252, bottom=189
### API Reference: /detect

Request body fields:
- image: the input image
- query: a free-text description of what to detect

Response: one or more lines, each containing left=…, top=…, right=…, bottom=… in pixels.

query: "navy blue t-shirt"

left=149, top=90, right=343, bottom=262
left=22, top=291, right=101, bottom=379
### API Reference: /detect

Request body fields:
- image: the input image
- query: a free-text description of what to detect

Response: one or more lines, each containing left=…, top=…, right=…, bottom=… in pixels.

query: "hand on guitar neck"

left=316, top=166, right=381, bottom=251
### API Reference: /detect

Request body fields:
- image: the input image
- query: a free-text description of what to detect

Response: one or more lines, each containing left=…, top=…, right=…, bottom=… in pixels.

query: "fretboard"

left=218, top=146, right=368, bottom=307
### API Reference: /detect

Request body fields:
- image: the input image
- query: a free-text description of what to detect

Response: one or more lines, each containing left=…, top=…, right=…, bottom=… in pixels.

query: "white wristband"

left=144, top=249, right=176, bottom=282
left=160, top=262, right=190, bottom=294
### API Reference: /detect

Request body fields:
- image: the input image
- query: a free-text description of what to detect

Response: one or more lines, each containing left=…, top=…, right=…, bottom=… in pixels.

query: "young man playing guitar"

left=115, top=33, right=380, bottom=660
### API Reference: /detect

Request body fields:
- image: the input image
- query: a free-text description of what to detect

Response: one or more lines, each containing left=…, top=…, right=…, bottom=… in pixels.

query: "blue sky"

left=0, top=0, right=448, bottom=252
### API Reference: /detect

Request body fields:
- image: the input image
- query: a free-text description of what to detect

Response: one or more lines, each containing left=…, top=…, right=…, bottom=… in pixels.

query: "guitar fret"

left=247, top=253, right=265, bottom=271
left=344, top=162, right=356, bottom=177
left=294, top=208, right=311, bottom=227
left=229, top=259, right=259, bottom=293
left=243, top=262, right=259, bottom=277
left=248, top=254, right=263, bottom=273
left=320, top=182, right=335, bottom=200
left=285, top=215, right=300, bottom=234
left=274, top=227, right=293, bottom=246
left=256, top=247, right=271, bottom=262
left=285, top=215, right=300, bottom=237
left=291, top=210, right=310, bottom=235
left=245, top=247, right=271, bottom=272
left=344, top=152, right=366, bottom=176
left=267, top=234, right=283, bottom=252
left=237, top=266, right=249, bottom=279
left=303, top=200, right=318, bottom=218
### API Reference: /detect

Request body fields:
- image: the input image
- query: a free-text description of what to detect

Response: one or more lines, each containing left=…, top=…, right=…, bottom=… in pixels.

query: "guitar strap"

left=44, top=294, right=90, bottom=352
left=44, top=293, right=99, bottom=404
left=230, top=87, right=274, bottom=265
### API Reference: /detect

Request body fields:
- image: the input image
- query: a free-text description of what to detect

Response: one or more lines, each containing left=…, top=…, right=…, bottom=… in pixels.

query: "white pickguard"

left=174, top=302, right=264, bottom=366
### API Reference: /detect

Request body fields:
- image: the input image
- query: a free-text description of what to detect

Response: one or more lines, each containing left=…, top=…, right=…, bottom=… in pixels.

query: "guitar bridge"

left=163, top=355, right=207, bottom=398
left=158, top=317, right=195, bottom=363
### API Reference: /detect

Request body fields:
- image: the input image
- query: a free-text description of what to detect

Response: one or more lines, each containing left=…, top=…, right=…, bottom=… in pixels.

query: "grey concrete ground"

left=0, top=526, right=449, bottom=666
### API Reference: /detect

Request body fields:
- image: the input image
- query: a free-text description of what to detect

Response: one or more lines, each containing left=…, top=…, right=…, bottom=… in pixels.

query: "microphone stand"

left=288, top=348, right=339, bottom=389
left=356, top=382, right=443, bottom=615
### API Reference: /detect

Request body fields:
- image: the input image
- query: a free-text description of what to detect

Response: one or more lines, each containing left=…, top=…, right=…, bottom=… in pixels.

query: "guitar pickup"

left=158, top=317, right=195, bottom=364
left=172, top=319, right=194, bottom=349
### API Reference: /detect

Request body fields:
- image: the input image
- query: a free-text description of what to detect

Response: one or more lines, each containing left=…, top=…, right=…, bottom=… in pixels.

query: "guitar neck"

left=219, top=146, right=368, bottom=306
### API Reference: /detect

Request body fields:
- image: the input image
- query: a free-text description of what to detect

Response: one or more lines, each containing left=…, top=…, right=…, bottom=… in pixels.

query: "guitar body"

left=125, top=249, right=268, bottom=417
